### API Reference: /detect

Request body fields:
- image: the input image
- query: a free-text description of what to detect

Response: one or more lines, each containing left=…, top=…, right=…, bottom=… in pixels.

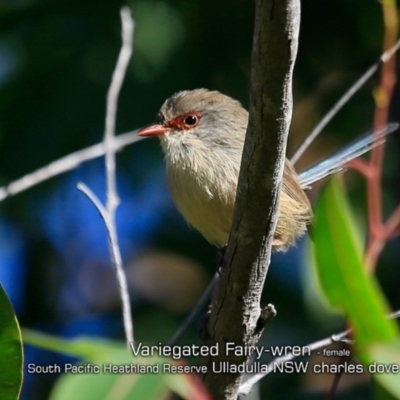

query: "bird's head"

left=138, top=89, right=248, bottom=155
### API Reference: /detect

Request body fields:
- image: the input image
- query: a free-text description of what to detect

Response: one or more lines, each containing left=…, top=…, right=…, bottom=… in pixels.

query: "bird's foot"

left=255, top=304, right=277, bottom=335
left=199, top=304, right=212, bottom=342
left=216, top=244, right=228, bottom=274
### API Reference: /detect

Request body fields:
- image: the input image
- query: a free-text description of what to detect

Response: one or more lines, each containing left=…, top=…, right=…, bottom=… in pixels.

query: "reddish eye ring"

left=165, top=112, right=201, bottom=130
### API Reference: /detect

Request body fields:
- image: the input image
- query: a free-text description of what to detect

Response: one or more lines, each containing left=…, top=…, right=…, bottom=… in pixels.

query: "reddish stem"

left=364, top=2, right=399, bottom=271
left=346, top=158, right=372, bottom=178
left=384, top=203, right=400, bottom=237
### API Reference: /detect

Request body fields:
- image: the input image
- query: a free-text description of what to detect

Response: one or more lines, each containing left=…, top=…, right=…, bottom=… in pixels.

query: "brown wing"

left=273, top=159, right=312, bottom=251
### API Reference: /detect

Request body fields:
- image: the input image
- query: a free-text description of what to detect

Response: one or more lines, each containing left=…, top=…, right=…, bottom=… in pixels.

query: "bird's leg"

left=199, top=304, right=212, bottom=342
left=254, top=304, right=277, bottom=335
left=216, top=244, right=228, bottom=274
left=199, top=246, right=227, bottom=340
left=199, top=245, right=228, bottom=340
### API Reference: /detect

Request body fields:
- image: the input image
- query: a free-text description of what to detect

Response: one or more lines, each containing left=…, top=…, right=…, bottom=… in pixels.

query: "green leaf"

left=311, top=177, right=400, bottom=398
left=374, top=382, right=398, bottom=400
left=369, top=341, right=400, bottom=400
left=24, top=330, right=209, bottom=400
left=0, top=282, right=23, bottom=400
left=49, top=359, right=206, bottom=400
left=123, top=372, right=169, bottom=400
left=165, top=372, right=205, bottom=399
left=50, top=368, right=169, bottom=400
left=23, top=329, right=130, bottom=364
left=310, top=177, right=398, bottom=346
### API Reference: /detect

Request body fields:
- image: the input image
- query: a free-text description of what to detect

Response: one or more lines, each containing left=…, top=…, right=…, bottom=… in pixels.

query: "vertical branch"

left=202, top=0, right=300, bottom=399
left=290, top=39, right=400, bottom=165
left=78, top=8, right=135, bottom=348
left=103, top=7, right=135, bottom=346
left=366, top=0, right=398, bottom=268
left=105, top=8, right=133, bottom=212
left=0, top=129, right=143, bottom=203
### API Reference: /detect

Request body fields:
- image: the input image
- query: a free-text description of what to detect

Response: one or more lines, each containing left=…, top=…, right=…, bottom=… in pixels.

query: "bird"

left=138, top=89, right=397, bottom=251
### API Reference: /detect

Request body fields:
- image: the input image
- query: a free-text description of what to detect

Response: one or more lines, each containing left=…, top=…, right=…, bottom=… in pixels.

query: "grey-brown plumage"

left=139, top=89, right=312, bottom=251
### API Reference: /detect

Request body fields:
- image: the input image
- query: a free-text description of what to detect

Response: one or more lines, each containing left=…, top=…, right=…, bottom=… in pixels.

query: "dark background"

left=0, top=0, right=399, bottom=399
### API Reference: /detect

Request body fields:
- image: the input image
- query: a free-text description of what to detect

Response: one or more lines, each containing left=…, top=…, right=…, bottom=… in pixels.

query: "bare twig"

left=77, top=7, right=135, bottom=348
left=239, top=332, right=348, bottom=395
left=167, top=273, right=219, bottom=347
left=76, top=182, right=107, bottom=219
left=105, top=8, right=133, bottom=213
left=201, top=1, right=300, bottom=398
left=290, top=38, right=400, bottom=165
left=0, top=129, right=144, bottom=203
left=239, top=310, right=400, bottom=395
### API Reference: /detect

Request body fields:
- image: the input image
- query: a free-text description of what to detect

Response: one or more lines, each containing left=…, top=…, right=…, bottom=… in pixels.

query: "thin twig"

left=239, top=331, right=348, bottom=395
left=385, top=203, right=400, bottom=237
left=104, top=7, right=134, bottom=347
left=167, top=273, right=219, bottom=347
left=290, top=38, right=400, bottom=165
left=77, top=8, right=135, bottom=348
left=76, top=182, right=107, bottom=219
left=105, top=8, right=133, bottom=213
left=325, top=359, right=346, bottom=400
left=0, top=129, right=144, bottom=203
left=239, top=310, right=400, bottom=395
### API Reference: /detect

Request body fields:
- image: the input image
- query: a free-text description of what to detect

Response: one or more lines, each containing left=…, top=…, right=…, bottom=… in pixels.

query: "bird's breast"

left=164, top=146, right=239, bottom=246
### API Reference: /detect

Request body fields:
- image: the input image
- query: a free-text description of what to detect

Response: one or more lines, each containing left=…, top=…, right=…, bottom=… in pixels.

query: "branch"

left=167, top=273, right=219, bottom=347
left=76, top=182, right=107, bottom=220
left=290, top=37, right=400, bottom=165
left=239, top=310, right=400, bottom=395
left=201, top=1, right=300, bottom=399
left=365, top=1, right=399, bottom=270
left=104, top=7, right=133, bottom=213
left=77, top=7, right=135, bottom=348
left=0, top=129, right=144, bottom=203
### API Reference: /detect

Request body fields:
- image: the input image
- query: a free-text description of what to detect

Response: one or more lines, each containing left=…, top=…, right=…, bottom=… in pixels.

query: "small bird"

left=138, top=89, right=397, bottom=251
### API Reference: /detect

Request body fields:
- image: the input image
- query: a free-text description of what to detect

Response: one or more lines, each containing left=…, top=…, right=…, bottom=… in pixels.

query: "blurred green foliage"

left=311, top=177, right=400, bottom=398
left=23, top=329, right=203, bottom=400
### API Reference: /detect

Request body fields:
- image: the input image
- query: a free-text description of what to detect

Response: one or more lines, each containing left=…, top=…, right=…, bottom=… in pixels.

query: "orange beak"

left=137, top=124, right=169, bottom=137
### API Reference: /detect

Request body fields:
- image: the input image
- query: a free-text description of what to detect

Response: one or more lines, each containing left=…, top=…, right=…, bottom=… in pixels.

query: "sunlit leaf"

left=368, top=341, right=400, bottom=400
left=24, top=330, right=210, bottom=400
left=311, top=177, right=400, bottom=398
left=23, top=329, right=130, bottom=364
left=0, top=282, right=23, bottom=400
left=310, top=177, right=398, bottom=346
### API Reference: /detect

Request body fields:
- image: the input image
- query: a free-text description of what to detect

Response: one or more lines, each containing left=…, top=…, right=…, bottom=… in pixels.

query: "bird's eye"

left=184, top=115, right=199, bottom=127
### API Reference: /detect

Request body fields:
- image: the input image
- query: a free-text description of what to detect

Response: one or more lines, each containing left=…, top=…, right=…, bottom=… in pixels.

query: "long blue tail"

left=297, top=123, right=399, bottom=188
